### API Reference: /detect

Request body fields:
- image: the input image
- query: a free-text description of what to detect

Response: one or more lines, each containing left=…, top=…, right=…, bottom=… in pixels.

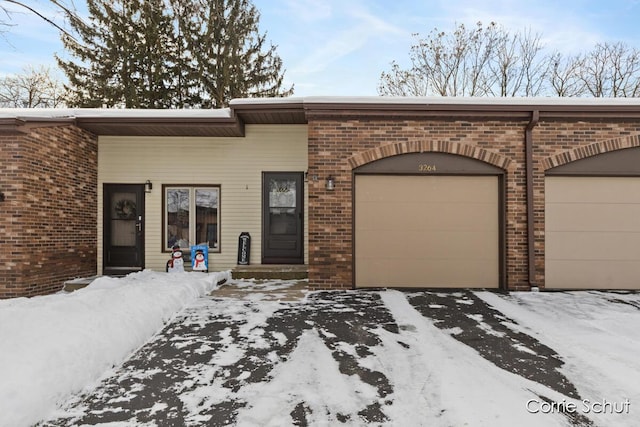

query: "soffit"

left=75, top=117, right=245, bottom=137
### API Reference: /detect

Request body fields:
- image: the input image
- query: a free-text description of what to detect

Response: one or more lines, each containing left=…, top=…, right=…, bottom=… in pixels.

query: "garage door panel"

left=358, top=175, right=498, bottom=204
left=546, top=260, right=640, bottom=289
left=356, top=175, right=499, bottom=288
left=546, top=203, right=640, bottom=232
left=357, top=230, right=498, bottom=260
left=546, top=176, right=640, bottom=289
left=357, top=257, right=499, bottom=288
left=546, top=177, right=640, bottom=203
left=358, top=259, right=498, bottom=288
left=546, top=231, right=640, bottom=260
left=357, top=202, right=498, bottom=232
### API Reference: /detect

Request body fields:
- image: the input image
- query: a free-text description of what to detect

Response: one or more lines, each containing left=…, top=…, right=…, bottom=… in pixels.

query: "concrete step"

left=231, top=264, right=308, bottom=280
left=63, top=275, right=100, bottom=292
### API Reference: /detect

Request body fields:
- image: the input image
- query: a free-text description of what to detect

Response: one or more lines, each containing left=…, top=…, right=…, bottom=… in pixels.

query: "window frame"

left=162, top=184, right=221, bottom=253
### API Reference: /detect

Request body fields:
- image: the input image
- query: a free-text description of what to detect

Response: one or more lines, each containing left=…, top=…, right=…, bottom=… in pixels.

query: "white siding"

left=98, top=125, right=308, bottom=273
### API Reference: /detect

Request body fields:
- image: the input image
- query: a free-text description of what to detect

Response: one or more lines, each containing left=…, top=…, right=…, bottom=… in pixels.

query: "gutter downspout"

left=526, top=110, right=540, bottom=290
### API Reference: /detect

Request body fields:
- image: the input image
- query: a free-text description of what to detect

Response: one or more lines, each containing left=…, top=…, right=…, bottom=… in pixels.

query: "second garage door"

left=355, top=175, right=500, bottom=288
left=546, top=176, right=640, bottom=289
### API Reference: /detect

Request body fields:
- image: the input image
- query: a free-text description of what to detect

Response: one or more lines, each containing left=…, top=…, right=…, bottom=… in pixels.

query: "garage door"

left=546, top=176, right=640, bottom=289
left=355, top=175, right=499, bottom=288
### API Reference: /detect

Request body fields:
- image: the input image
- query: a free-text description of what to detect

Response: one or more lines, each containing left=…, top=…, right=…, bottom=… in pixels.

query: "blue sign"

left=190, top=245, right=208, bottom=271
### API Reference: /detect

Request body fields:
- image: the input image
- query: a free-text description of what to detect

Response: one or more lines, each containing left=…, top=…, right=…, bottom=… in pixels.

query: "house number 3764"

left=419, top=164, right=437, bottom=172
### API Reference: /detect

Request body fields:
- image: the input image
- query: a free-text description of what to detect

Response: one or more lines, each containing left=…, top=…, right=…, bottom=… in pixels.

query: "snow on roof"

left=231, top=95, right=640, bottom=107
left=2, top=96, right=640, bottom=122
left=0, top=107, right=233, bottom=120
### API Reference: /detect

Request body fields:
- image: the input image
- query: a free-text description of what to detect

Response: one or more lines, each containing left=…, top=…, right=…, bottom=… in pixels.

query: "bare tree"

left=377, top=59, right=430, bottom=96
left=1, top=0, right=77, bottom=39
left=486, top=28, right=549, bottom=97
left=548, top=52, right=586, bottom=97
left=380, top=22, right=500, bottom=96
left=379, top=22, right=640, bottom=98
left=379, top=22, right=550, bottom=97
left=0, top=65, right=66, bottom=107
left=578, top=42, right=640, bottom=97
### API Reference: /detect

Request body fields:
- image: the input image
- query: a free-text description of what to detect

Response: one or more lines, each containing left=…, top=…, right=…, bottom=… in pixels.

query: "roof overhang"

left=0, top=117, right=76, bottom=134
left=75, top=116, right=244, bottom=137
left=294, top=96, right=640, bottom=119
left=2, top=97, right=640, bottom=137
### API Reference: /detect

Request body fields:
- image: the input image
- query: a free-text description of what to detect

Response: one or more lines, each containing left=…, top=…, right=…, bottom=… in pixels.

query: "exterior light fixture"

left=326, top=176, right=335, bottom=191
left=0, top=192, right=4, bottom=202
left=145, top=180, right=153, bottom=193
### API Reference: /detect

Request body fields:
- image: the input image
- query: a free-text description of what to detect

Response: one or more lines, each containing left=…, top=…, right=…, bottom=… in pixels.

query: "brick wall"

left=533, top=120, right=640, bottom=288
left=0, top=125, right=98, bottom=298
left=307, top=114, right=640, bottom=291
left=2, top=113, right=639, bottom=295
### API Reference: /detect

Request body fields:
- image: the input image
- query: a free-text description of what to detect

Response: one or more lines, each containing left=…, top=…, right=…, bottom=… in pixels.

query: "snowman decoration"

left=166, top=245, right=185, bottom=273
left=193, top=249, right=207, bottom=271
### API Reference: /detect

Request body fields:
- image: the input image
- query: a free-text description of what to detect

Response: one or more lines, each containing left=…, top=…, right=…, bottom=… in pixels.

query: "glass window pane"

left=111, top=219, right=136, bottom=246
left=166, top=188, right=190, bottom=249
left=196, top=189, right=219, bottom=248
left=269, top=208, right=296, bottom=235
left=269, top=179, right=296, bottom=208
left=111, top=192, right=137, bottom=246
left=112, top=192, right=137, bottom=219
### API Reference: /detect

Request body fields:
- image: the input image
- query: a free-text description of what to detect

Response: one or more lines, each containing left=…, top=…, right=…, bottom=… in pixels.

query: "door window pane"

left=269, top=208, right=296, bottom=235
left=269, top=179, right=296, bottom=208
left=110, top=192, right=137, bottom=246
left=111, top=220, right=136, bottom=246
left=112, top=192, right=137, bottom=219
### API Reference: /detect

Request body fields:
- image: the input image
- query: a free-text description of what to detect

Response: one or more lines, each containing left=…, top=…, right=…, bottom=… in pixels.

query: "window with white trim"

left=164, top=185, right=220, bottom=251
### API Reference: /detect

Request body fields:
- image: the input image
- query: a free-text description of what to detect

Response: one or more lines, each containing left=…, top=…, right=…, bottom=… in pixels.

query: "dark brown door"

left=103, top=184, right=145, bottom=275
left=262, top=172, right=304, bottom=264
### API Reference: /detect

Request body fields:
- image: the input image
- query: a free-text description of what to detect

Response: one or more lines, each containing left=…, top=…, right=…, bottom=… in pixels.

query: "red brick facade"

left=306, top=113, right=640, bottom=291
left=0, top=125, right=97, bottom=298
left=533, top=121, right=640, bottom=289
left=2, top=101, right=640, bottom=297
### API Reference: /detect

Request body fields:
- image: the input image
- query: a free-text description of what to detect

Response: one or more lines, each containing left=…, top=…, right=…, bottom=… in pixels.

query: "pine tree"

left=57, top=0, right=292, bottom=108
left=57, top=0, right=175, bottom=108
left=171, top=0, right=293, bottom=108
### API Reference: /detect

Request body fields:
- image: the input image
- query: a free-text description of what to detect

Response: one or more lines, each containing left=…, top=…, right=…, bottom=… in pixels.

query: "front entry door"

left=262, top=172, right=304, bottom=264
left=103, top=184, right=145, bottom=275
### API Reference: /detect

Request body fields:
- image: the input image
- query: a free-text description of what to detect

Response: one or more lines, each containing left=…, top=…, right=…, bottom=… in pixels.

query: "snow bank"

left=0, top=270, right=229, bottom=427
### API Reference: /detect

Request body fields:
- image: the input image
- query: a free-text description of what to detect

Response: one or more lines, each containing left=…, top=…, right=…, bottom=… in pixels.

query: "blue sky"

left=1, top=0, right=640, bottom=96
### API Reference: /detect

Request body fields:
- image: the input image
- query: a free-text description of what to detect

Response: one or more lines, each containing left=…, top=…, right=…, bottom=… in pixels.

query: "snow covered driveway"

left=30, top=279, right=640, bottom=426
left=0, top=271, right=624, bottom=427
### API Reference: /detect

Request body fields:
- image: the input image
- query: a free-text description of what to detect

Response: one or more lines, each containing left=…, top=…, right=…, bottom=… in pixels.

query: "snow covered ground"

left=1, top=272, right=639, bottom=426
left=0, top=270, right=229, bottom=427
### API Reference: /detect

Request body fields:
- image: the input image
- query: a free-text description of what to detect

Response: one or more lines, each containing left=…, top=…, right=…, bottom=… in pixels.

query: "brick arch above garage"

left=346, top=140, right=512, bottom=171
left=541, top=134, right=640, bottom=171
left=543, top=137, right=640, bottom=290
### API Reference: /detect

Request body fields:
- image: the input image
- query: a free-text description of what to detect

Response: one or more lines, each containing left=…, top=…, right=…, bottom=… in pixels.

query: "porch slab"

left=231, top=264, right=308, bottom=280
left=63, top=276, right=100, bottom=292
left=211, top=279, right=309, bottom=301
